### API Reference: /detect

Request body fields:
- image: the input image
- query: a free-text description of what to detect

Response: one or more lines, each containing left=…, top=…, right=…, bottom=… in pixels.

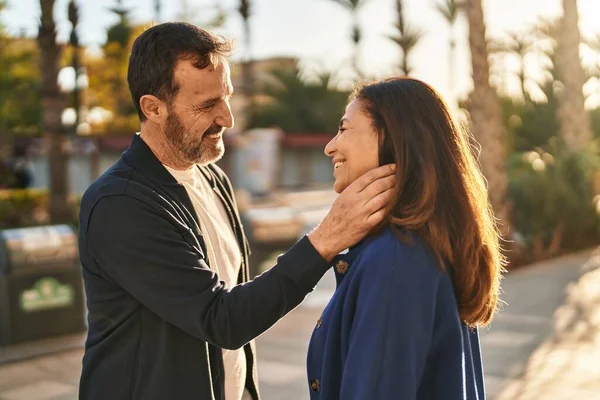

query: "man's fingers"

left=352, top=164, right=396, bottom=192
left=366, top=208, right=388, bottom=227
left=361, top=174, right=397, bottom=199
left=364, top=187, right=394, bottom=215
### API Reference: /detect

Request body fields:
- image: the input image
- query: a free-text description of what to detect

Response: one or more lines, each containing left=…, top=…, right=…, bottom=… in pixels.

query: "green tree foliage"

left=106, top=2, right=132, bottom=47
left=501, top=81, right=560, bottom=152
left=86, top=5, right=141, bottom=135
left=249, top=63, right=350, bottom=134
left=507, top=140, right=600, bottom=260
left=497, top=20, right=562, bottom=152
left=0, top=1, right=42, bottom=136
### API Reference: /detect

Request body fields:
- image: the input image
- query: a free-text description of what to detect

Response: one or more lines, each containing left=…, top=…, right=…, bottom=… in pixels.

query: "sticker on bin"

left=19, top=277, right=74, bottom=312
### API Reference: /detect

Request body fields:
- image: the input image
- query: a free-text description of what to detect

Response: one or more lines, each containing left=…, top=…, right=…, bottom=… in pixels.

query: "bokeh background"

left=0, top=1, right=600, bottom=399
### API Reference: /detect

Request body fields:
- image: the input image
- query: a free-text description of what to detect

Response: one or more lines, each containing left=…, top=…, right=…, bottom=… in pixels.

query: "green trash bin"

left=0, top=225, right=86, bottom=345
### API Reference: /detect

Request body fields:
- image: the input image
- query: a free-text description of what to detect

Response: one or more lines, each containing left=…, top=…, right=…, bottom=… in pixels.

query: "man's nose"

left=216, top=103, right=234, bottom=129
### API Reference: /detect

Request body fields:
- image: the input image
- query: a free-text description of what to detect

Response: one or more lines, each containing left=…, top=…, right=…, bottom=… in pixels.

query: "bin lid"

left=0, top=225, right=78, bottom=272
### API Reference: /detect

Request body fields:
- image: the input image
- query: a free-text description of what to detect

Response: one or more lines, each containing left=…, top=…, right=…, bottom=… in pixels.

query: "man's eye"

left=338, top=127, right=346, bottom=133
left=195, top=103, right=215, bottom=112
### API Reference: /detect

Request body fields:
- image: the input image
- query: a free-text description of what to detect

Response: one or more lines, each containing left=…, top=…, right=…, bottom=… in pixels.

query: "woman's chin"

left=333, top=180, right=347, bottom=194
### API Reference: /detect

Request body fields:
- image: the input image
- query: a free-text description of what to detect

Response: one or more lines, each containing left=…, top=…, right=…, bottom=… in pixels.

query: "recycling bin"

left=0, top=224, right=86, bottom=345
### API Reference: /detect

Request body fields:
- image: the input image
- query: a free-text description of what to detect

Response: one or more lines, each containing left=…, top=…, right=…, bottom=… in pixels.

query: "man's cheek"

left=189, top=117, right=210, bottom=136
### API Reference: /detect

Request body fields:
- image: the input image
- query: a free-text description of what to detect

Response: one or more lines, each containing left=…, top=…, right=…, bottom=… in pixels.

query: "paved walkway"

left=0, top=249, right=598, bottom=399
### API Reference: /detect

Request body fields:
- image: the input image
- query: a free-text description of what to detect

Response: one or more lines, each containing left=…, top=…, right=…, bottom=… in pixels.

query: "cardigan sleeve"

left=339, top=246, right=441, bottom=399
left=84, top=195, right=329, bottom=350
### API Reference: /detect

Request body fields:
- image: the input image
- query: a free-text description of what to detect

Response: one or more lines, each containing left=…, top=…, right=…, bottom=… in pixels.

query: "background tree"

left=328, top=0, right=369, bottom=78
left=489, top=30, right=537, bottom=103
left=388, top=0, right=422, bottom=76
left=584, top=33, right=600, bottom=106
left=85, top=3, right=139, bottom=135
left=555, top=0, right=592, bottom=152
left=0, top=0, right=41, bottom=137
left=435, top=0, right=463, bottom=104
left=249, top=62, right=350, bottom=134
left=466, top=0, right=510, bottom=229
left=38, top=0, right=72, bottom=222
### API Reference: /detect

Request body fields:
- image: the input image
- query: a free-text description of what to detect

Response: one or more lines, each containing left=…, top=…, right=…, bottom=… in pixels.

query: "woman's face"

left=325, top=99, right=380, bottom=194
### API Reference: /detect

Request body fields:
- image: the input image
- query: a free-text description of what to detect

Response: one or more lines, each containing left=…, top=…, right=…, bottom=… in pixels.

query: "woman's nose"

left=324, top=135, right=337, bottom=157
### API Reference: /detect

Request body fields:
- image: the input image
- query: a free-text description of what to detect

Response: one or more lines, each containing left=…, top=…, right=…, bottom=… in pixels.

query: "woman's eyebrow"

left=339, top=118, right=350, bottom=128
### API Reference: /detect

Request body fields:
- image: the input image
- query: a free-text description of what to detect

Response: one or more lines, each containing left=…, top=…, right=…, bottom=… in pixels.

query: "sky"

left=2, top=0, right=600, bottom=106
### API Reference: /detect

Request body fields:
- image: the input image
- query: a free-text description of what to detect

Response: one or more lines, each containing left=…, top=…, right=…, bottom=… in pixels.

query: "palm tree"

left=489, top=30, right=536, bottom=102
left=585, top=35, right=600, bottom=108
left=435, top=0, right=463, bottom=103
left=38, top=0, right=71, bottom=222
left=584, top=33, right=600, bottom=105
left=388, top=0, right=422, bottom=76
left=249, top=62, right=349, bottom=134
left=555, top=0, right=592, bottom=152
left=154, top=0, right=161, bottom=21
left=329, top=0, right=369, bottom=78
left=466, top=0, right=509, bottom=229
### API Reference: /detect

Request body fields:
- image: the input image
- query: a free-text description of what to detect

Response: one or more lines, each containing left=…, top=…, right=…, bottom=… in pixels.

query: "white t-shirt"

left=164, top=164, right=248, bottom=400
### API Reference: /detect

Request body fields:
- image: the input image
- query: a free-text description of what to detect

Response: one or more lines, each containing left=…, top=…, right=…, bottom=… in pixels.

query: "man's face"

left=163, top=58, right=234, bottom=166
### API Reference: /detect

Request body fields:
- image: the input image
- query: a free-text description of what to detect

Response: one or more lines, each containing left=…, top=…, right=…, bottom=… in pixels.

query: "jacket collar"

left=122, top=133, right=182, bottom=187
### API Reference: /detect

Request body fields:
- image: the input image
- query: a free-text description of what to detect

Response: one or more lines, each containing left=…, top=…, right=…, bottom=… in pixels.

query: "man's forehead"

left=174, top=59, right=232, bottom=95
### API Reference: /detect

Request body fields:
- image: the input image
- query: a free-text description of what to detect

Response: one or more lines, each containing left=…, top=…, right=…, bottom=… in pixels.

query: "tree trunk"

left=466, top=0, right=510, bottom=232
left=556, top=0, right=592, bottom=152
left=401, top=50, right=409, bottom=76
left=38, top=0, right=72, bottom=223
left=352, top=18, right=362, bottom=78
left=449, top=38, right=456, bottom=107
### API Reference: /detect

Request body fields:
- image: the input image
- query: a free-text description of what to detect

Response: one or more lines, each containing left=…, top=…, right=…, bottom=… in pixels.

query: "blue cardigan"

left=306, top=227, right=486, bottom=399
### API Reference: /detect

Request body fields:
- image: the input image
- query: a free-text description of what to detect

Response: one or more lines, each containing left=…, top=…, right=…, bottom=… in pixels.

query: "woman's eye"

left=338, top=127, right=346, bottom=134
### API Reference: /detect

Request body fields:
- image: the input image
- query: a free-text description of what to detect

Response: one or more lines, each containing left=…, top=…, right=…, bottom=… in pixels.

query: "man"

left=78, top=22, right=395, bottom=400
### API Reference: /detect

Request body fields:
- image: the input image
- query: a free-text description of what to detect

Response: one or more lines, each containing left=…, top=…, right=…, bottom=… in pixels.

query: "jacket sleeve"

left=339, top=248, right=440, bottom=399
left=84, top=194, right=329, bottom=350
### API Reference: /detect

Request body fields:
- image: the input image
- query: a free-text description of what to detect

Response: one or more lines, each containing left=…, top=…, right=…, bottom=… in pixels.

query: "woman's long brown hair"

left=354, top=77, right=504, bottom=327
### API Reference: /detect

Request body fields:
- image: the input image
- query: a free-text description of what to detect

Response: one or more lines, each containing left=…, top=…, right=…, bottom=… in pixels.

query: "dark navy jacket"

left=78, top=134, right=330, bottom=400
left=307, top=227, right=486, bottom=399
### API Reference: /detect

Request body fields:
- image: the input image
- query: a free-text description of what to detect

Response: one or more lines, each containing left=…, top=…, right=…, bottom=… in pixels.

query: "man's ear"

left=140, top=95, right=167, bottom=123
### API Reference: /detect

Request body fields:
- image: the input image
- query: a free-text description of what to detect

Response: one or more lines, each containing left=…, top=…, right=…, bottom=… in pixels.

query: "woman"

left=306, top=77, right=504, bottom=400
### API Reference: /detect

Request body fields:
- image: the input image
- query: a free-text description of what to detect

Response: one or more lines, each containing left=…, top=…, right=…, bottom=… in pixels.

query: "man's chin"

left=192, top=146, right=225, bottom=166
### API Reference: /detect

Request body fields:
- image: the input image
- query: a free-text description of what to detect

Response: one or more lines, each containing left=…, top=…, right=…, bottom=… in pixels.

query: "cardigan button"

left=310, top=378, right=321, bottom=392
left=316, top=317, right=322, bottom=329
left=335, top=260, right=349, bottom=274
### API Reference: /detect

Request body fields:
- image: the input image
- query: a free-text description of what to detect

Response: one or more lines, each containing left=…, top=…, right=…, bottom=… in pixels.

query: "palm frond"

left=434, top=0, right=460, bottom=24
left=329, top=0, right=368, bottom=12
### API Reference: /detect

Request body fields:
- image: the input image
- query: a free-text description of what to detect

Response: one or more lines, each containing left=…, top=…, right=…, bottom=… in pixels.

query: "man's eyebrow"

left=190, top=98, right=218, bottom=109
left=191, top=88, right=234, bottom=109
left=190, top=96, right=222, bottom=109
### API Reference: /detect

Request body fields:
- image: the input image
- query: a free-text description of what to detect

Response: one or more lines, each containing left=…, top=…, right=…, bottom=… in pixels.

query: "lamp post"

left=67, top=0, right=80, bottom=136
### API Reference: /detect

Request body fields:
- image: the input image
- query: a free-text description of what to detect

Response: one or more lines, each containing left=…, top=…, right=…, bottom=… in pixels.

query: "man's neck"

left=139, top=124, right=193, bottom=170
